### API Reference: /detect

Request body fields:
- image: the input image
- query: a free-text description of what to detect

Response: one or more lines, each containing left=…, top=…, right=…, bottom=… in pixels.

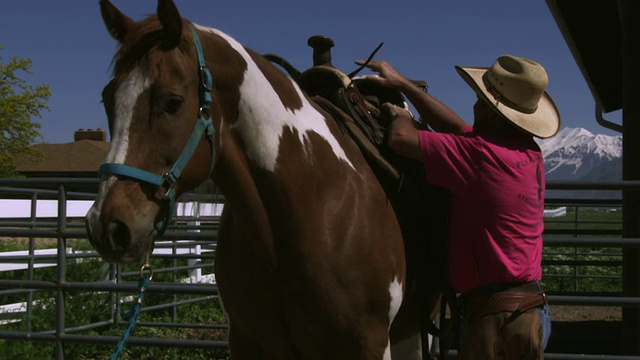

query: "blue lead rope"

left=110, top=274, right=151, bottom=360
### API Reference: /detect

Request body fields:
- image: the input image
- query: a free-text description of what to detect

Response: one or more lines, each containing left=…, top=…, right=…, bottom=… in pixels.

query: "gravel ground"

left=547, top=305, right=624, bottom=355
left=549, top=305, right=622, bottom=321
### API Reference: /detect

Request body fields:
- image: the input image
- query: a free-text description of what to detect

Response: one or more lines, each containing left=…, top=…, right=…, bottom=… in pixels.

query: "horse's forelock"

left=112, top=16, right=191, bottom=81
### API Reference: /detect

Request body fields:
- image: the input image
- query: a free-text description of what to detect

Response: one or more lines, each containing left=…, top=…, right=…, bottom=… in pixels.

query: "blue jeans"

left=538, top=304, right=552, bottom=350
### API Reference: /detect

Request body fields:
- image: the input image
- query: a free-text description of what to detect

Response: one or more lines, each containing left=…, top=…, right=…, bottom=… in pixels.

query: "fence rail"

left=0, top=178, right=639, bottom=359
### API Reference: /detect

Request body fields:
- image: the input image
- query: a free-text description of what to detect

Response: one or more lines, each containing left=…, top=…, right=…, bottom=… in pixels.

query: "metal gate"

left=0, top=178, right=639, bottom=359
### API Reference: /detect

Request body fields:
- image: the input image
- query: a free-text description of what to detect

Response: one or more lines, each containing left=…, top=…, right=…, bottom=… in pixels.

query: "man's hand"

left=357, top=59, right=470, bottom=135
left=354, top=59, right=412, bottom=90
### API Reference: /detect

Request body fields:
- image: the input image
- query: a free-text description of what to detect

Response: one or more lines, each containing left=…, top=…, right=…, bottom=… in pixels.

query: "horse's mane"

left=111, top=15, right=192, bottom=81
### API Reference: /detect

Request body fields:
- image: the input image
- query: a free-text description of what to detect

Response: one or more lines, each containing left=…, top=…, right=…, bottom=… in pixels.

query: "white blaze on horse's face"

left=86, top=65, right=152, bottom=241
left=105, top=65, right=152, bottom=166
left=198, top=26, right=355, bottom=172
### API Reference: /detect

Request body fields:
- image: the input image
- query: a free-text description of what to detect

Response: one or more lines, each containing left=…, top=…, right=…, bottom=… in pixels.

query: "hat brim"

left=455, top=65, right=561, bottom=139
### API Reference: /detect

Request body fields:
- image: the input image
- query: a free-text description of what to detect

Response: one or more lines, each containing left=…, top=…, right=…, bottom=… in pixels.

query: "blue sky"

left=0, top=0, right=621, bottom=144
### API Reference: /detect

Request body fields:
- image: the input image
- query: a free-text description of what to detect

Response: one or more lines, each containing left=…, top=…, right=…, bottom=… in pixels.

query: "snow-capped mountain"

left=536, top=127, right=622, bottom=181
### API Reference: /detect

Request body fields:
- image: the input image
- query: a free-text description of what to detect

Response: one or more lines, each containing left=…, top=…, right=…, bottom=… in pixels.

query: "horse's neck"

left=208, top=28, right=354, bottom=174
left=236, top=84, right=355, bottom=173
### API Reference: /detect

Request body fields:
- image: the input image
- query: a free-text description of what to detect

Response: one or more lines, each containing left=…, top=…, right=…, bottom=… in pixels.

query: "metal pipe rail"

left=549, top=295, right=640, bottom=307
left=0, top=331, right=229, bottom=350
left=546, top=180, right=640, bottom=191
left=545, top=237, right=640, bottom=247
left=0, top=279, right=219, bottom=295
left=0, top=178, right=638, bottom=359
left=441, top=350, right=640, bottom=360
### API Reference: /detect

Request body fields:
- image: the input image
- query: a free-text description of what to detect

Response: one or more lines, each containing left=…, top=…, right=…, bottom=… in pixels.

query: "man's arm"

left=356, top=59, right=470, bottom=134
left=384, top=104, right=423, bottom=161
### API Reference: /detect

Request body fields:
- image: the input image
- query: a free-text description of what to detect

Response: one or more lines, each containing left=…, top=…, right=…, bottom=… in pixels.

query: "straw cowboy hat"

left=455, top=55, right=561, bottom=139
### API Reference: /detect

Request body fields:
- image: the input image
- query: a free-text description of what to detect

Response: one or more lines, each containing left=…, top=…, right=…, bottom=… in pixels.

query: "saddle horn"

left=308, top=35, right=335, bottom=68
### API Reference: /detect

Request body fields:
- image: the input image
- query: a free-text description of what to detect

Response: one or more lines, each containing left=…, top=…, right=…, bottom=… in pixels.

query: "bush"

left=0, top=251, right=229, bottom=360
left=542, top=207, right=623, bottom=293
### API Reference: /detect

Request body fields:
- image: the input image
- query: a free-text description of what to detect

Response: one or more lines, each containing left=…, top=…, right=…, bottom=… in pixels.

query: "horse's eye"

left=164, top=96, right=183, bottom=114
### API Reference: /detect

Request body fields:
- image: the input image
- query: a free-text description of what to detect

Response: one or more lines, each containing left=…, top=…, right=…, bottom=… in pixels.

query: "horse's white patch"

left=196, top=25, right=354, bottom=172
left=383, top=341, right=392, bottom=360
left=386, top=276, right=418, bottom=359
left=87, top=65, right=152, bottom=222
left=388, top=276, right=403, bottom=325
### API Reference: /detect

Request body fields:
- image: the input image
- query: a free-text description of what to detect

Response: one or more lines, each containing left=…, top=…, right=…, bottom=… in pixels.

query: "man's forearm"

left=399, top=82, right=468, bottom=134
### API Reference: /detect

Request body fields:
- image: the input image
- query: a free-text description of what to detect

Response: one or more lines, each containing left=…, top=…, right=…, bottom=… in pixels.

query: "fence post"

left=26, top=192, right=37, bottom=330
left=55, top=183, right=67, bottom=360
left=189, top=202, right=202, bottom=282
left=574, top=205, right=579, bottom=292
left=620, top=0, right=640, bottom=354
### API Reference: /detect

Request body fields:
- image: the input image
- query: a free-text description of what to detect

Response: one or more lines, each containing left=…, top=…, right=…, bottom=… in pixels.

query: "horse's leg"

left=317, top=325, right=391, bottom=360
left=391, top=333, right=423, bottom=360
left=217, top=211, right=301, bottom=360
left=227, top=325, right=265, bottom=359
left=227, top=327, right=299, bottom=360
left=273, top=273, right=394, bottom=360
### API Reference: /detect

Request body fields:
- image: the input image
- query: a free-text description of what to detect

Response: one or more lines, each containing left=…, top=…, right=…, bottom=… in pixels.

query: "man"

left=358, top=55, right=559, bottom=359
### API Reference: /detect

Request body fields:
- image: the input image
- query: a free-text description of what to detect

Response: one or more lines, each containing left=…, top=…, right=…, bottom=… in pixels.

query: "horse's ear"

left=99, top=0, right=135, bottom=43
left=157, top=0, right=183, bottom=48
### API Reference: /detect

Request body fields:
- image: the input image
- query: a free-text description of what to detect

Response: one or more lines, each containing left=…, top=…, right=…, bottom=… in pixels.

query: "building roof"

left=16, top=139, right=109, bottom=177
left=546, top=0, right=622, bottom=113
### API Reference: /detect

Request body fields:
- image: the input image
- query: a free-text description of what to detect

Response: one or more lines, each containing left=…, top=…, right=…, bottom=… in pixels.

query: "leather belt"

left=461, top=281, right=548, bottom=321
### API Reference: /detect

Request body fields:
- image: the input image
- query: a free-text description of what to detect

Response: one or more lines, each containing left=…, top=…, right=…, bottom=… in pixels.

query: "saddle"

left=264, top=35, right=429, bottom=183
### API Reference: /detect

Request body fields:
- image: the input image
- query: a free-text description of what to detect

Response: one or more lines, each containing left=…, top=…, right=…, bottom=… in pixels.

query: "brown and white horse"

left=86, top=1, right=445, bottom=359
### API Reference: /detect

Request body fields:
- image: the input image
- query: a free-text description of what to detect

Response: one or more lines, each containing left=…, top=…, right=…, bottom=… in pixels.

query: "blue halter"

left=99, top=27, right=215, bottom=236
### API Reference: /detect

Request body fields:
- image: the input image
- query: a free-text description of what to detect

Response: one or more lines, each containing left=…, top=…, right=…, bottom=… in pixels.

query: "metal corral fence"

left=0, top=178, right=639, bottom=360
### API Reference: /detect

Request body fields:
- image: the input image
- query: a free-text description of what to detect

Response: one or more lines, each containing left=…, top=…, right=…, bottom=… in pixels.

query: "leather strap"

left=462, top=281, right=548, bottom=321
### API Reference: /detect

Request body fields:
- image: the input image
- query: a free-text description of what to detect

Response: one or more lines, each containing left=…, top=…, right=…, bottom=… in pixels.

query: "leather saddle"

left=264, top=35, right=429, bottom=183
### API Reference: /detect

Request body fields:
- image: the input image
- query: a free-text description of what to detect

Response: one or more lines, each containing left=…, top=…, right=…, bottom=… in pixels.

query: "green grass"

left=544, top=206, right=622, bottom=232
left=542, top=206, right=623, bottom=293
left=0, top=237, right=94, bottom=252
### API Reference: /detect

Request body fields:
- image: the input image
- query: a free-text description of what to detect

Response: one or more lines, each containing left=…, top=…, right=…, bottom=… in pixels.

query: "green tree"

left=0, top=45, right=50, bottom=177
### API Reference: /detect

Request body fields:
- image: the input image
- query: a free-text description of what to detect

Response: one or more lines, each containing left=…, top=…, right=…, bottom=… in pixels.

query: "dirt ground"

left=549, top=305, right=622, bottom=321
left=546, top=305, right=624, bottom=355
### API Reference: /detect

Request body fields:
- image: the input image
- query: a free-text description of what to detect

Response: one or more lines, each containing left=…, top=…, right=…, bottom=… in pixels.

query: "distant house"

left=15, top=128, right=219, bottom=198
left=16, top=129, right=109, bottom=178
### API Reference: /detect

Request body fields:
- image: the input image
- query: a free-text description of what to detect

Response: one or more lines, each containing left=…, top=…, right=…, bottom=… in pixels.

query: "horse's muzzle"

left=86, top=209, right=151, bottom=264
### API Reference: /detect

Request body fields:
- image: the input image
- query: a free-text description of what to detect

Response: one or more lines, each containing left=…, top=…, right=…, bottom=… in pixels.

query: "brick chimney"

left=74, top=128, right=107, bottom=142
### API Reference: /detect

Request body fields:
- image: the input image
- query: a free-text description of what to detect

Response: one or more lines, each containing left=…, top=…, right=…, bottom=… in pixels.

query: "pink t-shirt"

left=419, top=126, right=544, bottom=293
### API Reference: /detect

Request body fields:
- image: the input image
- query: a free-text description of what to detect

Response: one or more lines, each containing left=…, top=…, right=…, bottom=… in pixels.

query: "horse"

left=86, top=1, right=447, bottom=359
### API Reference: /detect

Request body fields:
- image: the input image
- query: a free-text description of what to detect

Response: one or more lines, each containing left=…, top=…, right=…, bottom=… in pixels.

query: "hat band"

left=482, top=73, right=537, bottom=114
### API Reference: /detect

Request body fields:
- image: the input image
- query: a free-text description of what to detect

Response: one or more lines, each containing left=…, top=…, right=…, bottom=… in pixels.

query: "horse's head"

left=86, top=0, right=218, bottom=263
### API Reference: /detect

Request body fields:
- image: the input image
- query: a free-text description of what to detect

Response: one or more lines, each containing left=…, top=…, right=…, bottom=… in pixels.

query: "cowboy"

left=358, top=55, right=559, bottom=359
